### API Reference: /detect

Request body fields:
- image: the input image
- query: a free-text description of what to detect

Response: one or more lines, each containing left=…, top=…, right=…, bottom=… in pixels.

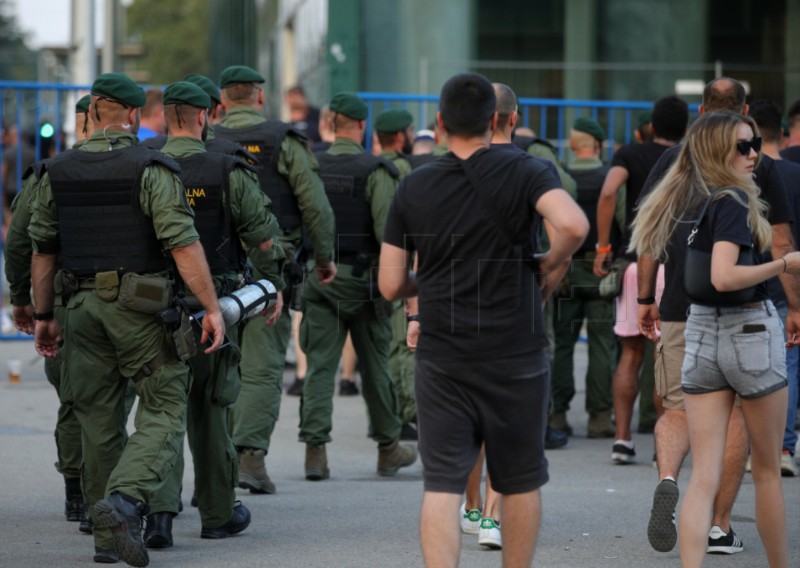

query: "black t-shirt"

left=774, top=159, right=800, bottom=247
left=640, top=146, right=791, bottom=320
left=689, top=190, right=768, bottom=303
left=780, top=145, right=800, bottom=165
left=611, top=141, right=673, bottom=258
left=383, top=147, right=560, bottom=360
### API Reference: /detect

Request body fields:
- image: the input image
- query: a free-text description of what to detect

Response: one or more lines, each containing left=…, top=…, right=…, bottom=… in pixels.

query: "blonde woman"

left=630, top=110, right=798, bottom=568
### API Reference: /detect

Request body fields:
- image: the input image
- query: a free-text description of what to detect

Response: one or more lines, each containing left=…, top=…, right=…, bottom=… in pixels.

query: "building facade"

left=256, top=0, right=800, bottom=118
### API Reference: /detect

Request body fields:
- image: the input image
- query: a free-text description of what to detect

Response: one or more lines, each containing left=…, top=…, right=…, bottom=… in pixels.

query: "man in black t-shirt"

left=593, top=95, right=689, bottom=466
left=750, top=100, right=800, bottom=477
left=379, top=73, right=588, bottom=567
left=637, top=79, right=797, bottom=554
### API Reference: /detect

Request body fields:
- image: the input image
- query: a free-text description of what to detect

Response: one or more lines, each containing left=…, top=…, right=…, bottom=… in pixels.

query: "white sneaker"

left=781, top=451, right=799, bottom=477
left=478, top=517, right=502, bottom=549
left=459, top=502, right=481, bottom=535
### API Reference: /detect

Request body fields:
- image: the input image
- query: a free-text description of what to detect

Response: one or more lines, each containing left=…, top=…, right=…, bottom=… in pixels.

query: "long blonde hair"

left=630, top=111, right=770, bottom=261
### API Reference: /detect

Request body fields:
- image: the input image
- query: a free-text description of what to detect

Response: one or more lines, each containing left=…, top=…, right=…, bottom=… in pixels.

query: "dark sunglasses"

left=736, top=136, right=762, bottom=156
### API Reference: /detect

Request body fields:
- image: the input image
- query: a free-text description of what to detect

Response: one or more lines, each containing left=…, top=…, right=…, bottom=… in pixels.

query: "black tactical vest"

left=214, top=121, right=303, bottom=232
left=174, top=152, right=249, bottom=274
left=566, top=164, right=620, bottom=252
left=315, top=152, right=396, bottom=263
left=46, top=146, right=179, bottom=277
left=141, top=134, right=256, bottom=164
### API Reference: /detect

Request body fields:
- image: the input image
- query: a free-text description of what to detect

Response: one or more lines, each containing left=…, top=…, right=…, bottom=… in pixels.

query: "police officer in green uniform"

left=374, top=108, right=433, bottom=440
left=3, top=95, right=95, bottom=536
left=551, top=117, right=619, bottom=438
left=142, top=74, right=253, bottom=163
left=142, top=82, right=282, bottom=549
left=28, top=72, right=226, bottom=568
left=300, top=93, right=417, bottom=480
left=513, top=131, right=577, bottom=197
left=214, top=65, right=336, bottom=494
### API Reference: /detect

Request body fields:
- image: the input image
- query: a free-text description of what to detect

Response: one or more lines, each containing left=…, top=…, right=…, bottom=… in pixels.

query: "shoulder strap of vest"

left=141, top=136, right=168, bottom=151
left=140, top=147, right=181, bottom=174
left=373, top=156, right=400, bottom=178
left=23, top=158, right=50, bottom=181
left=283, top=123, right=310, bottom=145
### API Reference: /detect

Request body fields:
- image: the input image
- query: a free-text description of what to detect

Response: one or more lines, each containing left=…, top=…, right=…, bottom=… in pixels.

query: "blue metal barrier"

left=0, top=80, right=699, bottom=341
left=358, top=92, right=700, bottom=158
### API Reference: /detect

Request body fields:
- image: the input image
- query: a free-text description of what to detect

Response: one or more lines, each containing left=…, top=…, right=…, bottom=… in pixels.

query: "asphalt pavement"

left=1, top=336, right=798, bottom=567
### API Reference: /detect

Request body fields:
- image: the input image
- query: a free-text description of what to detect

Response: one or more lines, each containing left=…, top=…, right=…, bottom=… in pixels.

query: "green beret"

left=374, top=108, right=413, bottom=133
left=163, top=81, right=211, bottom=109
left=91, top=72, right=146, bottom=108
left=638, top=111, right=653, bottom=127
left=330, top=92, right=368, bottom=120
left=219, top=65, right=265, bottom=89
left=573, top=117, right=605, bottom=142
left=75, top=94, right=92, bottom=113
left=184, top=73, right=221, bottom=105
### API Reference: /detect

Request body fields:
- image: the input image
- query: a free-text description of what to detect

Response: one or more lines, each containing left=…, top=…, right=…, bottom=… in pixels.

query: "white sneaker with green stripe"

left=478, top=517, right=502, bottom=549
left=460, top=503, right=481, bottom=534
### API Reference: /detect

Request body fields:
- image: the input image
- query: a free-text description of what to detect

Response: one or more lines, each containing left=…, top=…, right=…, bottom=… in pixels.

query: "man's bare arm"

left=594, top=166, right=628, bottom=276
left=636, top=253, right=661, bottom=341
left=379, top=243, right=417, bottom=301
left=771, top=222, right=800, bottom=346
left=31, top=252, right=60, bottom=357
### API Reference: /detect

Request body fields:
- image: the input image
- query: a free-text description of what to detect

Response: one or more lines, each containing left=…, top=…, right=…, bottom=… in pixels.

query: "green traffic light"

left=40, top=123, right=55, bottom=138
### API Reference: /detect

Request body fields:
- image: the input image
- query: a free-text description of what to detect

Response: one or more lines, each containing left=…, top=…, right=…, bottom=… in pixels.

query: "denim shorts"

left=682, top=300, right=788, bottom=399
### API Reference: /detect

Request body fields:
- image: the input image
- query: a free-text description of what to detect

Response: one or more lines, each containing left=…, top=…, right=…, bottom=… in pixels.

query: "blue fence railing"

left=358, top=92, right=700, bottom=159
left=0, top=80, right=700, bottom=340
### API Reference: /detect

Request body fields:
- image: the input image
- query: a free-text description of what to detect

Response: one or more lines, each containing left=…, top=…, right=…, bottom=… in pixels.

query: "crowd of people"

left=2, top=67, right=800, bottom=568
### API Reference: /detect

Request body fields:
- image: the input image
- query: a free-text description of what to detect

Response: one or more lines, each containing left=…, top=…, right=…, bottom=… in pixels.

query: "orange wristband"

left=595, top=243, right=612, bottom=254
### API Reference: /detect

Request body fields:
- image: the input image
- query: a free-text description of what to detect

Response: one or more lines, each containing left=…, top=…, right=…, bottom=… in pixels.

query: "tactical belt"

left=75, top=278, right=101, bottom=290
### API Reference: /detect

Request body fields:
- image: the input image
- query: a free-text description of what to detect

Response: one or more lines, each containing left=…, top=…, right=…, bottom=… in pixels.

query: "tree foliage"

left=0, top=0, right=36, bottom=81
left=126, top=0, right=210, bottom=84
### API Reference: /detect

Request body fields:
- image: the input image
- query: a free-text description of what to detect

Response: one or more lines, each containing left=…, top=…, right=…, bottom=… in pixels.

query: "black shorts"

left=415, top=350, right=550, bottom=495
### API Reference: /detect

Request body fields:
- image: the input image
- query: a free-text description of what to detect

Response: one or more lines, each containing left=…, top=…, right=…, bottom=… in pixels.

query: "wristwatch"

left=406, top=314, right=420, bottom=323
left=33, top=310, right=54, bottom=321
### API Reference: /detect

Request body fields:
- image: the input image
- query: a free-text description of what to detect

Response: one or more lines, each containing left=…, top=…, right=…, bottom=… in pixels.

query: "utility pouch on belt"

left=95, top=271, right=120, bottom=302
left=118, top=273, right=173, bottom=314
left=173, top=310, right=197, bottom=361
left=210, top=342, right=242, bottom=407
left=53, top=270, right=79, bottom=297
